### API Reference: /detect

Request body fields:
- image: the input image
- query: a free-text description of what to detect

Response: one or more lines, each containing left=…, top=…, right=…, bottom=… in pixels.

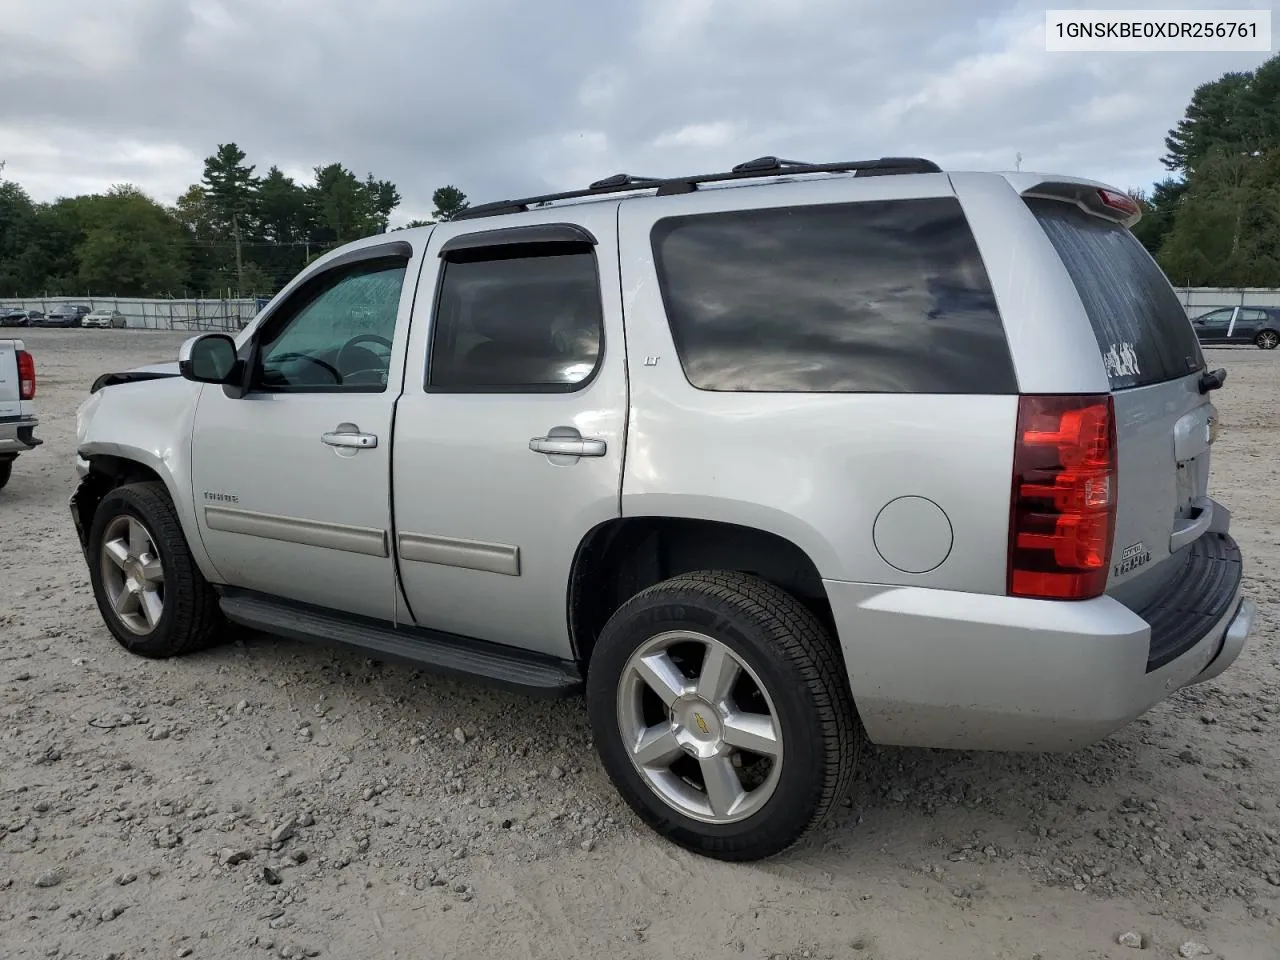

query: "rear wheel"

left=586, top=570, right=861, bottom=861
left=1256, top=329, right=1279, bottom=350
left=87, top=481, right=224, bottom=658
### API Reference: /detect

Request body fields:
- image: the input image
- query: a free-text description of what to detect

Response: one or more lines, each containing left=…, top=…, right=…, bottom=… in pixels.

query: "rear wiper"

left=1198, top=368, right=1227, bottom=394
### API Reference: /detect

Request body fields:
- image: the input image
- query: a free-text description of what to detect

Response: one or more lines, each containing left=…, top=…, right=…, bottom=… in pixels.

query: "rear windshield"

left=1026, top=197, right=1204, bottom=389
left=650, top=197, right=1017, bottom=394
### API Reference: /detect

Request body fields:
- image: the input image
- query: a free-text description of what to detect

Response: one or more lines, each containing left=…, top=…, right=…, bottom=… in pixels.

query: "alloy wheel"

left=616, top=630, right=783, bottom=824
left=99, top=515, right=166, bottom=635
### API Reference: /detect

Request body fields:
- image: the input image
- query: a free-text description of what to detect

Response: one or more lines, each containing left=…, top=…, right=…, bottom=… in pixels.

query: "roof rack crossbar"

left=453, top=156, right=942, bottom=220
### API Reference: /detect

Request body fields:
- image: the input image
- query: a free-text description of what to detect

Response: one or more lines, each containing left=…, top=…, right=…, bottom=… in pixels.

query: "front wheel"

left=87, top=481, right=224, bottom=658
left=1256, top=330, right=1279, bottom=350
left=586, top=570, right=862, bottom=861
left=0, top=457, right=12, bottom=491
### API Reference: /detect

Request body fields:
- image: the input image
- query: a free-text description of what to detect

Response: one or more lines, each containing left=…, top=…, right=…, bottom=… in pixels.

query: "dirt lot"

left=2, top=328, right=1278, bottom=960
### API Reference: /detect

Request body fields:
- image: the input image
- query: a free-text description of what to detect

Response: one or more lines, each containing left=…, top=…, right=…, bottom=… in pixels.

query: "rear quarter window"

left=1025, top=197, right=1204, bottom=389
left=650, top=197, right=1017, bottom=394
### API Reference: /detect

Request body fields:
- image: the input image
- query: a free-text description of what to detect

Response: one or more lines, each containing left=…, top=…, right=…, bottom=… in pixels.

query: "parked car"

left=69, top=156, right=1255, bottom=861
left=1, top=307, right=43, bottom=327
left=40, top=304, right=91, bottom=328
left=0, top=337, right=41, bottom=490
left=1190, top=305, right=1280, bottom=349
left=82, top=309, right=128, bottom=329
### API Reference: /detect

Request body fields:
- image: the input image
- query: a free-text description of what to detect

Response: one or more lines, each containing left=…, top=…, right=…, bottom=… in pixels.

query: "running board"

left=218, top=589, right=583, bottom=697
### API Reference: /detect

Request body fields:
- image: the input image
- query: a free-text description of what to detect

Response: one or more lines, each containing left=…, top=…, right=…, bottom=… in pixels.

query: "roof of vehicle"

left=437, top=155, right=1130, bottom=226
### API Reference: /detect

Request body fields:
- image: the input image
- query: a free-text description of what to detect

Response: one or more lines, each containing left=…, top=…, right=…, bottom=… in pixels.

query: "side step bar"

left=218, top=589, right=583, bottom=697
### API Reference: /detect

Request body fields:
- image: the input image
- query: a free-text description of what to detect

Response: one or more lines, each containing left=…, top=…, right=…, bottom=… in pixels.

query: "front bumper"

left=0, top=416, right=42, bottom=455
left=825, top=535, right=1254, bottom=752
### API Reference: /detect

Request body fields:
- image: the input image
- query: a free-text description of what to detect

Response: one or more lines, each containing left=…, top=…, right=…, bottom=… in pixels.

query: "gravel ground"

left=2, top=328, right=1278, bottom=960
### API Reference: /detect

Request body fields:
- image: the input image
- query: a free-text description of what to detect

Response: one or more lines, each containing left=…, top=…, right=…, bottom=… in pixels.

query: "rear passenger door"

left=391, top=209, right=627, bottom=659
left=1232, top=308, right=1268, bottom=343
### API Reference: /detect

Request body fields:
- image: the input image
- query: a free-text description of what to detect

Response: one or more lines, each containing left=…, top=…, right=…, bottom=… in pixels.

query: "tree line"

left=1131, top=51, right=1280, bottom=287
left=0, top=143, right=470, bottom=298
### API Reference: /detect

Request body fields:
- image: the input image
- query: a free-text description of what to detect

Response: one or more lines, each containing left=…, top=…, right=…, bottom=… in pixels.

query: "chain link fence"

left=2, top=296, right=269, bottom=331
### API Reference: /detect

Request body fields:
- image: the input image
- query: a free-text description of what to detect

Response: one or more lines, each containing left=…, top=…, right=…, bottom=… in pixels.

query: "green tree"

left=257, top=166, right=311, bottom=244
left=201, top=142, right=260, bottom=233
left=254, top=166, right=312, bottom=289
left=1157, top=146, right=1280, bottom=286
left=365, top=174, right=401, bottom=232
left=0, top=181, right=43, bottom=295
left=431, top=185, right=469, bottom=221
left=309, top=163, right=400, bottom=244
left=75, top=185, right=187, bottom=296
left=201, top=143, right=261, bottom=288
left=1130, top=178, right=1187, bottom=257
left=1162, top=72, right=1253, bottom=175
left=1149, top=52, right=1280, bottom=286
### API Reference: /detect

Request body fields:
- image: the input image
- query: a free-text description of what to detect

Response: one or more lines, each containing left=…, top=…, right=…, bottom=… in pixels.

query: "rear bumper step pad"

left=1136, top=532, right=1242, bottom=672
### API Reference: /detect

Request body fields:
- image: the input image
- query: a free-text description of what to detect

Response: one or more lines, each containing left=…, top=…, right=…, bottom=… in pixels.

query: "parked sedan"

left=0, top=307, right=30, bottom=327
left=82, top=309, right=128, bottom=329
left=1191, top=306, right=1280, bottom=349
left=39, top=304, right=92, bottom=328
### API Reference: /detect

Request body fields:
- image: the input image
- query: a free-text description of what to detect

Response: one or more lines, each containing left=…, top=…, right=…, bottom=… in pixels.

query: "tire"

left=586, top=570, right=862, bottom=861
left=1256, top=329, right=1279, bottom=350
left=87, top=481, right=224, bottom=658
left=0, top=458, right=11, bottom=491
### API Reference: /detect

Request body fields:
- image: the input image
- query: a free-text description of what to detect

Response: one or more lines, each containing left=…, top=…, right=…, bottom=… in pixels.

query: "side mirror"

left=179, top=334, right=239, bottom=384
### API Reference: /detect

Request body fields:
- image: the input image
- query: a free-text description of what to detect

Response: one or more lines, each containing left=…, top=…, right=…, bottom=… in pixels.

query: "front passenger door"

left=1192, top=308, right=1233, bottom=344
left=189, top=242, right=421, bottom=622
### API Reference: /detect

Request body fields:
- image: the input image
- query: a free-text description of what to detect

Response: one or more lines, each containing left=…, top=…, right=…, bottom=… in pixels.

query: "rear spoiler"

left=1019, top=179, right=1142, bottom=229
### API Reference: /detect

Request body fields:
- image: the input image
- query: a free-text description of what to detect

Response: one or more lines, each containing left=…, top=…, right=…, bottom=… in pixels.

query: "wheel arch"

left=568, top=516, right=837, bottom=668
left=73, top=446, right=222, bottom=583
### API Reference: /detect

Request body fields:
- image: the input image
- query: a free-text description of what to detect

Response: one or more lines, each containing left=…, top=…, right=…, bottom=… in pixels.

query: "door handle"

left=322, top=431, right=378, bottom=449
left=1170, top=496, right=1214, bottom=553
left=529, top=436, right=607, bottom=457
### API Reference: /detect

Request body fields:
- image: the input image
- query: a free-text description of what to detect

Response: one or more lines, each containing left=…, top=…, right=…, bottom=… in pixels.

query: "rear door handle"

left=322, top=431, right=378, bottom=449
left=529, top=436, right=607, bottom=457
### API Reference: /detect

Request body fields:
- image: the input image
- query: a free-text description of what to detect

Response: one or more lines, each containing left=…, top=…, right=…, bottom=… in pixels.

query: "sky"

left=0, top=0, right=1275, bottom=225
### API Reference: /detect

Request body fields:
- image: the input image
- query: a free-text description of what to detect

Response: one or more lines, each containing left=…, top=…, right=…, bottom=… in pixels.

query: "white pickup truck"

left=0, top=338, right=41, bottom=490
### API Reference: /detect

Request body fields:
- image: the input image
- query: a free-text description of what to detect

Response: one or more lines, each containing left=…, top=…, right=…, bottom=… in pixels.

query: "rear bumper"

left=825, top=535, right=1253, bottom=751
left=0, top=416, right=42, bottom=455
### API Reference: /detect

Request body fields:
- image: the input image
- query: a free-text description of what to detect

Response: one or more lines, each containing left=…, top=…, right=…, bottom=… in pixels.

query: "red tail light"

left=1008, top=394, right=1117, bottom=600
left=1097, top=188, right=1139, bottom=217
left=16, top=350, right=35, bottom=400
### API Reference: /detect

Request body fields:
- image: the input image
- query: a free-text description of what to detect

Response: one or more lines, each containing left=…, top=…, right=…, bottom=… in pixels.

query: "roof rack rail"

left=453, top=155, right=942, bottom=221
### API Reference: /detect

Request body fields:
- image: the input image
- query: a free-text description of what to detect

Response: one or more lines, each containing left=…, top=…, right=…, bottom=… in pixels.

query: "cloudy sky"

left=1, top=0, right=1274, bottom=224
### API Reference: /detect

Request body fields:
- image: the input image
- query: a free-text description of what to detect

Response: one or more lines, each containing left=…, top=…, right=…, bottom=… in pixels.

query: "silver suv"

left=70, top=156, right=1256, bottom=861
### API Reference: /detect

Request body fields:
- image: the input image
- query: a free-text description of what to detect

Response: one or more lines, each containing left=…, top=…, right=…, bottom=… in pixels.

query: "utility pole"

left=232, top=212, right=244, bottom=290
left=1015, top=152, right=1023, bottom=172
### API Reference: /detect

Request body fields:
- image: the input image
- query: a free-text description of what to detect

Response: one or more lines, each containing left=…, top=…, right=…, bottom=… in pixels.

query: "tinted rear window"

left=1026, top=197, right=1204, bottom=389
left=650, top=197, right=1017, bottom=394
